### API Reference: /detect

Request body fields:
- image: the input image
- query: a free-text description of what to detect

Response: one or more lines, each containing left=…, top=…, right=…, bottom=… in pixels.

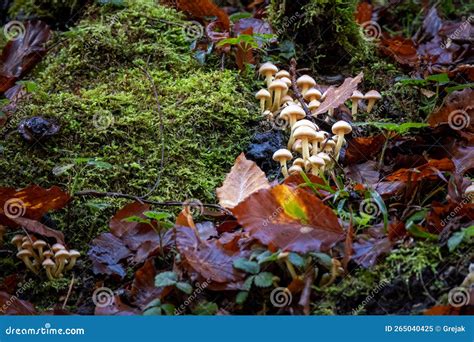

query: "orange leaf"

left=216, top=153, right=270, bottom=209
left=385, top=158, right=454, bottom=182
left=232, top=185, right=344, bottom=253
left=163, top=0, right=230, bottom=30
left=427, top=88, right=473, bottom=132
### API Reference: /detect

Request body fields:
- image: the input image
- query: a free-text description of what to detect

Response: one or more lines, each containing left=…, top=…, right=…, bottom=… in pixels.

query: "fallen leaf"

left=216, top=153, right=270, bottom=209
left=234, top=18, right=273, bottom=37
left=0, top=291, right=36, bottom=315
left=355, top=2, right=373, bottom=24
left=11, top=217, right=65, bottom=245
left=427, top=89, right=473, bottom=132
left=88, top=233, right=131, bottom=279
left=232, top=185, right=344, bottom=253
left=345, top=135, right=386, bottom=165
left=352, top=237, right=392, bottom=268
left=314, top=73, right=364, bottom=115
left=345, top=161, right=380, bottom=184
left=385, top=158, right=454, bottom=182
left=94, top=295, right=140, bottom=316
left=162, top=0, right=230, bottom=30
left=380, top=36, right=418, bottom=66
left=131, top=260, right=170, bottom=310
left=0, top=185, right=70, bottom=228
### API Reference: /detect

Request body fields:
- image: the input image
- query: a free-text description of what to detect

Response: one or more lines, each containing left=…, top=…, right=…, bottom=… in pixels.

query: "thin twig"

left=138, top=59, right=165, bottom=199
left=62, top=274, right=75, bottom=310
left=74, top=190, right=232, bottom=215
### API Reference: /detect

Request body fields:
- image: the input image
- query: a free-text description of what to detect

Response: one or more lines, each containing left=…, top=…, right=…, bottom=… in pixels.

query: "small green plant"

left=154, top=271, right=193, bottom=294
left=448, top=226, right=474, bottom=252
left=143, top=298, right=175, bottom=316
left=53, top=158, right=112, bottom=193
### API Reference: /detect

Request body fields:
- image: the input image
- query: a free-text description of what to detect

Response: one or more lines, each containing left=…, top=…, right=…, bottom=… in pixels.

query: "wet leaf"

left=11, top=217, right=65, bottom=245
left=232, top=185, right=344, bottom=253
left=427, top=88, right=473, bottom=132
left=0, top=291, right=36, bottom=315
left=345, top=135, right=386, bottom=165
left=355, top=2, right=373, bottom=24
left=385, top=158, right=454, bottom=182
left=216, top=153, right=270, bottom=209
left=131, top=260, right=170, bottom=310
left=88, top=233, right=131, bottom=279
left=352, top=237, right=392, bottom=268
left=162, top=0, right=230, bottom=30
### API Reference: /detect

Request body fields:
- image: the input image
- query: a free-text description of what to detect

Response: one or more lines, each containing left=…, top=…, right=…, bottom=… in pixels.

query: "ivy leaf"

left=155, top=272, right=178, bottom=287
left=144, top=211, right=173, bottom=221
left=253, top=272, right=274, bottom=288
left=233, top=258, right=260, bottom=274
left=176, top=282, right=193, bottom=294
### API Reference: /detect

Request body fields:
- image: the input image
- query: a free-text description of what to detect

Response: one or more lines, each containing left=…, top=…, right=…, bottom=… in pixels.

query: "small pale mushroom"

left=304, top=88, right=322, bottom=102
left=281, top=105, right=306, bottom=130
left=42, top=258, right=56, bottom=280
left=350, top=90, right=364, bottom=117
left=17, top=249, right=38, bottom=274
left=308, top=156, right=325, bottom=176
left=323, top=138, right=336, bottom=154
left=275, top=70, right=290, bottom=79
left=292, top=139, right=304, bottom=155
left=256, top=89, right=271, bottom=113
left=258, top=62, right=278, bottom=88
left=269, top=80, right=288, bottom=111
left=21, top=241, right=40, bottom=263
left=308, top=100, right=321, bottom=115
left=465, top=184, right=474, bottom=203
left=43, top=250, right=54, bottom=259
left=332, top=121, right=352, bottom=160
left=279, top=77, right=292, bottom=98
left=288, top=165, right=303, bottom=175
left=65, top=250, right=81, bottom=271
left=273, top=149, right=293, bottom=178
left=364, top=90, right=381, bottom=113
left=11, top=235, right=24, bottom=251
left=281, top=95, right=294, bottom=106
left=289, top=119, right=318, bottom=149
left=54, top=249, right=70, bottom=277
left=293, top=158, right=305, bottom=169
left=317, top=152, right=331, bottom=172
left=51, top=243, right=65, bottom=253
left=311, top=131, right=326, bottom=156
left=296, top=75, right=316, bottom=95
left=293, top=126, right=318, bottom=160
left=33, top=240, right=48, bottom=261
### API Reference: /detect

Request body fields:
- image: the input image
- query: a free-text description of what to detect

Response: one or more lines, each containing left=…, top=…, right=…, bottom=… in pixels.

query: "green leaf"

left=87, top=160, right=112, bottom=169
left=257, top=250, right=279, bottom=264
left=448, top=226, right=474, bottom=251
left=155, top=272, right=178, bottom=287
left=242, top=276, right=255, bottom=291
left=192, top=301, right=218, bottom=315
left=369, top=190, right=389, bottom=231
left=176, top=282, right=193, bottom=294
left=236, top=291, right=249, bottom=304
left=310, top=252, right=333, bottom=269
left=143, top=307, right=163, bottom=316
left=426, top=73, right=449, bottom=84
left=160, top=303, right=176, bottom=316
left=288, top=253, right=305, bottom=268
left=355, top=122, right=429, bottom=135
left=446, top=83, right=474, bottom=93
left=407, top=224, right=438, bottom=240
left=52, top=164, right=75, bottom=176
left=229, top=12, right=252, bottom=22
left=253, top=272, right=274, bottom=288
left=144, top=211, right=172, bottom=221
left=122, top=216, right=150, bottom=224
left=233, top=258, right=260, bottom=274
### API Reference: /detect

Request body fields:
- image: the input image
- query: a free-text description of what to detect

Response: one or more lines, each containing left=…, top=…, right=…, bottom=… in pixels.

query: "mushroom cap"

left=42, top=258, right=55, bottom=268
left=280, top=77, right=292, bottom=87
left=281, top=105, right=306, bottom=121
left=275, top=70, right=290, bottom=79
left=288, top=165, right=303, bottom=175
left=364, top=90, right=382, bottom=100
left=309, top=156, right=325, bottom=167
left=465, top=184, right=474, bottom=195
left=51, top=243, right=65, bottom=252
left=21, top=241, right=33, bottom=250
left=33, top=240, right=47, bottom=249
left=312, top=131, right=326, bottom=143
left=69, top=250, right=81, bottom=258
left=293, top=158, right=305, bottom=168
left=292, top=119, right=318, bottom=132
left=259, top=62, right=278, bottom=76
left=256, top=89, right=271, bottom=100
left=323, top=139, right=336, bottom=149
left=17, top=249, right=32, bottom=259
left=317, top=152, right=331, bottom=163
left=292, top=140, right=303, bottom=153
left=55, top=249, right=70, bottom=260
left=281, top=95, right=294, bottom=104
left=351, top=90, right=364, bottom=100
left=296, top=75, right=316, bottom=88
left=308, top=100, right=321, bottom=111
left=11, top=234, right=24, bottom=245
left=332, top=121, right=352, bottom=135
left=304, top=88, right=322, bottom=101
left=43, top=250, right=54, bottom=258
left=272, top=149, right=293, bottom=162
left=269, top=79, right=288, bottom=92
left=293, top=126, right=318, bottom=140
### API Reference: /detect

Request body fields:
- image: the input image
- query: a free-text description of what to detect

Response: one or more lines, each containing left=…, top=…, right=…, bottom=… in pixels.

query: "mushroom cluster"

left=12, top=235, right=80, bottom=280
left=258, top=63, right=359, bottom=178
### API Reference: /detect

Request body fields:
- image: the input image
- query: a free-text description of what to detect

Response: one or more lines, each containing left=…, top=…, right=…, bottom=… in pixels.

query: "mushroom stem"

left=334, top=134, right=345, bottom=160
left=20, top=255, right=38, bottom=274
left=285, top=259, right=299, bottom=280
left=265, top=74, right=273, bottom=88
left=367, top=99, right=376, bottom=113
left=311, top=141, right=319, bottom=156
left=273, top=89, right=282, bottom=112
left=328, top=108, right=334, bottom=117
left=55, top=259, right=66, bottom=277
left=280, top=161, right=289, bottom=178
left=259, top=98, right=266, bottom=113
left=352, top=100, right=359, bottom=116
left=302, top=139, right=310, bottom=160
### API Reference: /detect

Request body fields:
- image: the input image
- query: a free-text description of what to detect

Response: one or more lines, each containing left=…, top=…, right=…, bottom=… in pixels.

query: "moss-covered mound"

left=1, top=0, right=258, bottom=218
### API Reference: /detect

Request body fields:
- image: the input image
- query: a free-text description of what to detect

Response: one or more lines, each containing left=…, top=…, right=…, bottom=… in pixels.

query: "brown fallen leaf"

left=345, top=134, right=386, bottom=165
left=385, top=158, right=454, bottom=182
left=314, top=72, right=364, bottom=115
left=216, top=153, right=270, bottom=209
left=94, top=295, right=140, bottom=316
left=162, top=0, right=230, bottom=30
left=355, top=2, right=373, bottom=24
left=0, top=185, right=70, bottom=228
left=0, top=291, right=36, bottom=315
left=11, top=217, right=65, bottom=245
left=88, top=233, right=131, bottom=279
left=379, top=36, right=418, bottom=66
left=427, top=89, right=473, bottom=132
left=232, top=185, right=344, bottom=253
left=131, top=260, right=170, bottom=310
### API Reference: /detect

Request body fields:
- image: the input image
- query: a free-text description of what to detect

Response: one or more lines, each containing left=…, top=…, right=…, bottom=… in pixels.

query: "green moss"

left=1, top=0, right=258, bottom=248
left=268, top=0, right=371, bottom=71
left=8, top=0, right=86, bottom=22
